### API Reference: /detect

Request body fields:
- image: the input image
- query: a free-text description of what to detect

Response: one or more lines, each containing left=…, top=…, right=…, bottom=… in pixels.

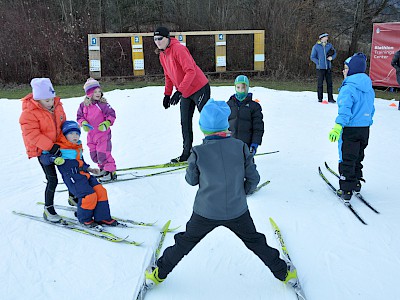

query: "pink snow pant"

left=87, top=129, right=116, bottom=172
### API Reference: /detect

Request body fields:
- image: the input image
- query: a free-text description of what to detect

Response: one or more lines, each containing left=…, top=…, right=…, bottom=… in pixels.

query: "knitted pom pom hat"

left=83, top=78, right=101, bottom=97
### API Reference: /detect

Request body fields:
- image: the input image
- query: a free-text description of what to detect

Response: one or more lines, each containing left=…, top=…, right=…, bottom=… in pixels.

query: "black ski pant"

left=156, top=210, right=287, bottom=281
left=180, top=83, right=211, bottom=155
left=317, top=69, right=334, bottom=101
left=338, top=127, right=370, bottom=191
left=38, top=158, right=75, bottom=207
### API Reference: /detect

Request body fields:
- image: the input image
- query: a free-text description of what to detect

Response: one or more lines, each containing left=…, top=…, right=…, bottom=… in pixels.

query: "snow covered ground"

left=1, top=85, right=399, bottom=300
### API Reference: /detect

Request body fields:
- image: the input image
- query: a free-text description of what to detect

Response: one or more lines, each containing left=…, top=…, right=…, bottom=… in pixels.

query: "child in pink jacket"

left=77, top=78, right=117, bottom=181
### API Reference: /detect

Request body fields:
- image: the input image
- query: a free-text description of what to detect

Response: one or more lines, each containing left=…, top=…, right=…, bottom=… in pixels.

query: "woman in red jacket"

left=19, top=78, right=76, bottom=222
left=154, top=26, right=211, bottom=163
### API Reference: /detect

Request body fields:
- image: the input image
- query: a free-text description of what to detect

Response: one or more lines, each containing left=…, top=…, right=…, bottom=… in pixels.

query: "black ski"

left=324, top=162, right=380, bottom=214
left=318, top=167, right=367, bottom=225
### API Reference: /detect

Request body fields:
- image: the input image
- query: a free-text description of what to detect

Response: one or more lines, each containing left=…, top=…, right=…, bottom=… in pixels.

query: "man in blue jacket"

left=310, top=33, right=337, bottom=103
left=328, top=53, right=375, bottom=202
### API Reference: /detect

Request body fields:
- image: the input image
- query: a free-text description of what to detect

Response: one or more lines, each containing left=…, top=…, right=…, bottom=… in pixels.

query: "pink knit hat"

left=83, top=78, right=101, bottom=97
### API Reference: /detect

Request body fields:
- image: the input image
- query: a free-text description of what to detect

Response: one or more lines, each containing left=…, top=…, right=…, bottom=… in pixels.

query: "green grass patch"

left=0, top=79, right=397, bottom=100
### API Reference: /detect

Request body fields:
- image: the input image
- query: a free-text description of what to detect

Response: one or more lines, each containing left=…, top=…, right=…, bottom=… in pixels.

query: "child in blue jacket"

left=328, top=53, right=375, bottom=202
left=40, top=121, right=118, bottom=227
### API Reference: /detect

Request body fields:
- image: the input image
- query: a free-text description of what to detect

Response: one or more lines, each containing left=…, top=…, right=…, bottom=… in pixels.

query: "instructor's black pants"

left=317, top=69, right=333, bottom=101
left=180, top=83, right=210, bottom=155
left=156, top=210, right=287, bottom=281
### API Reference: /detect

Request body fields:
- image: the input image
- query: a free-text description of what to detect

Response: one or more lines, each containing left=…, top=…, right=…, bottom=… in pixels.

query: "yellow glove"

left=98, top=120, right=111, bottom=132
left=54, top=157, right=65, bottom=165
left=328, top=124, right=343, bottom=142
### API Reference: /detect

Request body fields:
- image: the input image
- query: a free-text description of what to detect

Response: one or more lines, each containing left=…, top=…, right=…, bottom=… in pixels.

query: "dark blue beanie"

left=62, top=121, right=81, bottom=136
left=199, top=99, right=230, bottom=133
left=345, top=53, right=367, bottom=76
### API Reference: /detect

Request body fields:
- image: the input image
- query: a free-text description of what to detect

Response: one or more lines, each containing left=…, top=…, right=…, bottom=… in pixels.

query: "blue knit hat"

left=62, top=121, right=81, bottom=136
left=345, top=53, right=367, bottom=76
left=199, top=99, right=230, bottom=133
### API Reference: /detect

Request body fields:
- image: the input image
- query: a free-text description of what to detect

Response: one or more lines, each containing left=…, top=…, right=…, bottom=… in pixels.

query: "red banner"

left=370, top=22, right=400, bottom=87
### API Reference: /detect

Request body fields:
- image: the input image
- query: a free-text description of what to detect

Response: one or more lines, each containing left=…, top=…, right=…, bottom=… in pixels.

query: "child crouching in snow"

left=40, top=121, right=119, bottom=227
left=144, top=99, right=298, bottom=290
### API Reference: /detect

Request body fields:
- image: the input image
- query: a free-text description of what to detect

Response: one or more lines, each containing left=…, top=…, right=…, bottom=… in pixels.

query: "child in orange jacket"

left=19, top=78, right=77, bottom=222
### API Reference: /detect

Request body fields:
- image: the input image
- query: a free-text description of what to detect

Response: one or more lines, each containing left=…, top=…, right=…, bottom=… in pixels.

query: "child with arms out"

left=19, top=78, right=77, bottom=223
left=40, top=121, right=119, bottom=227
left=77, top=78, right=117, bottom=182
left=227, top=75, right=264, bottom=154
left=143, top=99, right=298, bottom=292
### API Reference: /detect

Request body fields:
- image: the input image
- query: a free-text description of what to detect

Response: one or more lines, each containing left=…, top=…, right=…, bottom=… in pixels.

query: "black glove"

left=49, top=144, right=61, bottom=157
left=163, top=95, right=171, bottom=109
left=326, top=49, right=335, bottom=58
left=170, top=91, right=182, bottom=106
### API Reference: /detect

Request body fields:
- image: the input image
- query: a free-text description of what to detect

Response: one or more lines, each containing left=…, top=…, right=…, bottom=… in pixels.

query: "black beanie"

left=154, top=26, right=170, bottom=38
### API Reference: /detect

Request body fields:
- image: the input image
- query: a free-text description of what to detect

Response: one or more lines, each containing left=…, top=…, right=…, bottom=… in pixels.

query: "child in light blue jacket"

left=328, top=53, right=375, bottom=202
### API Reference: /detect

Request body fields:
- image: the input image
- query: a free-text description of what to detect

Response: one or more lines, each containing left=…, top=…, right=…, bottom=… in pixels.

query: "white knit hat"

left=31, top=78, right=56, bottom=100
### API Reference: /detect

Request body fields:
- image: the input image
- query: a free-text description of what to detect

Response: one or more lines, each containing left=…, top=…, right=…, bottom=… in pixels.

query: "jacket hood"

left=165, top=37, right=180, bottom=50
left=21, top=93, right=61, bottom=111
left=342, top=73, right=372, bottom=93
left=57, top=133, right=82, bottom=150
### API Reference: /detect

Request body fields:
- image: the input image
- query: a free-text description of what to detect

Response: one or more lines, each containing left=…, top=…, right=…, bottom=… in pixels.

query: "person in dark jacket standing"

left=390, top=49, right=400, bottom=110
left=328, top=53, right=375, bottom=202
left=310, top=33, right=337, bottom=103
left=227, top=75, right=264, bottom=154
left=143, top=99, right=298, bottom=292
left=154, top=26, right=211, bottom=162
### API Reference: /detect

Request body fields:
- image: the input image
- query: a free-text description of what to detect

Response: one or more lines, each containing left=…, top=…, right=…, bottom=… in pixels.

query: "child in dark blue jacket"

left=40, top=121, right=118, bottom=227
left=328, top=53, right=375, bottom=202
